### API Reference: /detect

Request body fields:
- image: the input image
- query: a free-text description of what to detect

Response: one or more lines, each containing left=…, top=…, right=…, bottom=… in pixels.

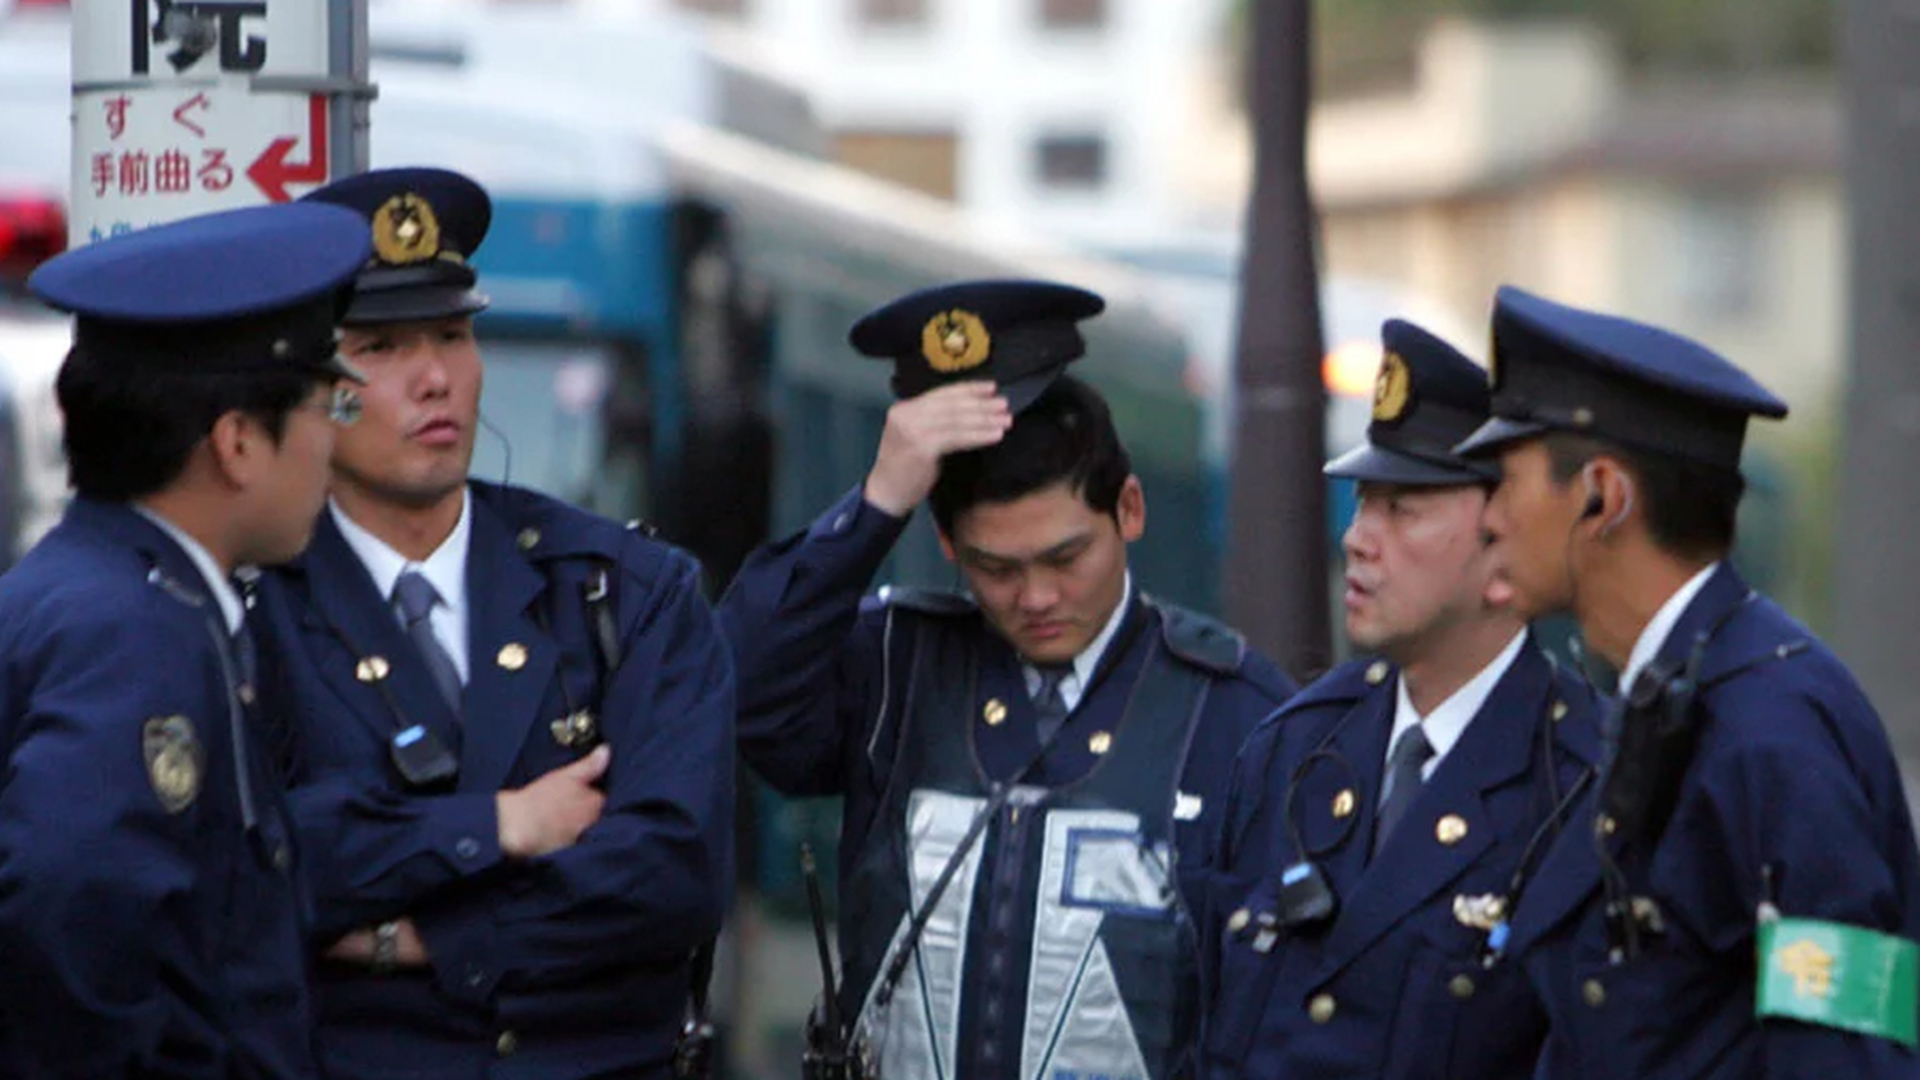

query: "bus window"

left=469, top=339, right=615, bottom=511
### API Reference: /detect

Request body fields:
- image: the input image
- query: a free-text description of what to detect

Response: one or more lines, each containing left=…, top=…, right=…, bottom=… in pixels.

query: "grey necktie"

left=1031, top=662, right=1073, bottom=746
left=1374, top=724, right=1435, bottom=850
left=393, top=570, right=462, bottom=714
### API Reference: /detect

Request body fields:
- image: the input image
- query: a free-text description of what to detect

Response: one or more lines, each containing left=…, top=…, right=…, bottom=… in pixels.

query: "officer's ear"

left=936, top=529, right=956, bottom=564
left=1115, top=475, right=1146, bottom=543
left=204, top=408, right=262, bottom=489
left=1579, top=457, right=1639, bottom=539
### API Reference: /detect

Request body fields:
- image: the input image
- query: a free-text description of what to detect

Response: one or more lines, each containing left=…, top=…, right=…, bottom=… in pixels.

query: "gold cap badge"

left=143, top=715, right=202, bottom=813
left=921, top=309, right=991, bottom=373
left=372, top=193, right=442, bottom=266
left=1372, top=350, right=1413, bottom=422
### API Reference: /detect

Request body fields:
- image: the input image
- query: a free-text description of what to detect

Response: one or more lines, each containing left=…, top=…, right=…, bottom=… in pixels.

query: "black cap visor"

left=999, top=366, right=1066, bottom=415
left=1453, top=416, right=1550, bottom=459
left=342, top=284, right=490, bottom=327
left=1325, top=443, right=1496, bottom=487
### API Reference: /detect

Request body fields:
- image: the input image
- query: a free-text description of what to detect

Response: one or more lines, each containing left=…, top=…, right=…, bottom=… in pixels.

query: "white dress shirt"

left=1385, top=629, right=1528, bottom=782
left=331, top=489, right=474, bottom=682
left=1618, top=562, right=1719, bottom=697
left=135, top=505, right=243, bottom=635
left=1021, top=572, right=1133, bottom=713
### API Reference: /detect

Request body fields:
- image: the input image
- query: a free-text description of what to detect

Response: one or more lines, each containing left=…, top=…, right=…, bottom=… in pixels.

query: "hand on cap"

left=864, top=381, right=1013, bottom=517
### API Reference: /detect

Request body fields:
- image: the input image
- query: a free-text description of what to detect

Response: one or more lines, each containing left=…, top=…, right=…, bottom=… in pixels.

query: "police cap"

left=849, top=279, right=1104, bottom=413
left=1326, top=319, right=1498, bottom=487
left=28, top=202, right=370, bottom=383
left=1454, top=286, right=1787, bottom=471
left=301, top=166, right=492, bottom=326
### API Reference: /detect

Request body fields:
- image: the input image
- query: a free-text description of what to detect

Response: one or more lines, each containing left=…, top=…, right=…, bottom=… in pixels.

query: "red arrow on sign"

left=246, top=95, right=330, bottom=203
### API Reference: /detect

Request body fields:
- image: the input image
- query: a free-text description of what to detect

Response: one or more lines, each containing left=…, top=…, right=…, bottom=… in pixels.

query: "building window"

left=1039, top=0, right=1105, bottom=30
left=672, top=0, right=747, bottom=16
left=856, top=0, right=929, bottom=28
left=835, top=130, right=959, bottom=201
left=1034, top=133, right=1108, bottom=190
left=1675, top=190, right=1763, bottom=319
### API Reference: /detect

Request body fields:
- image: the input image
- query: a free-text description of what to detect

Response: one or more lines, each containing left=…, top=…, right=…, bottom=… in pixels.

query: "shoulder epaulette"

left=1281, top=657, right=1389, bottom=713
left=1149, top=599, right=1245, bottom=676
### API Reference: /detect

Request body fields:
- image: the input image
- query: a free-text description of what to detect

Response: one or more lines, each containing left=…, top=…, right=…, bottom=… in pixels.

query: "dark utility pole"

left=1833, top=0, right=1920, bottom=765
left=1224, top=0, right=1330, bottom=681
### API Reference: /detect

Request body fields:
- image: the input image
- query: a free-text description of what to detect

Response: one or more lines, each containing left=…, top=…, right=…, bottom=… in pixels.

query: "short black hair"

left=1542, top=431, right=1743, bottom=562
left=929, top=374, right=1132, bottom=535
left=56, top=345, right=321, bottom=502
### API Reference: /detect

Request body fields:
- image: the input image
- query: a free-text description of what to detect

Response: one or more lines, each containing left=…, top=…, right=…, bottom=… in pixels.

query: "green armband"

left=1755, top=917, right=1919, bottom=1047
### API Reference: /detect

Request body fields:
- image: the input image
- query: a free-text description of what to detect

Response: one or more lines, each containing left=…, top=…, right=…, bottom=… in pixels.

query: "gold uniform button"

left=983, top=699, right=1007, bottom=726
left=496, top=1030, right=519, bottom=1056
left=1365, top=660, right=1390, bottom=686
left=1226, top=908, right=1251, bottom=934
left=1088, top=731, right=1112, bottom=755
left=1448, top=974, right=1476, bottom=1000
left=1552, top=700, right=1569, bottom=722
left=1599, top=815, right=1618, bottom=837
left=1308, top=994, right=1336, bottom=1024
left=497, top=643, right=528, bottom=671
left=1583, top=979, right=1606, bottom=1008
left=1436, top=814, right=1469, bottom=845
left=516, top=527, right=541, bottom=551
left=355, top=655, right=390, bottom=683
left=1331, top=788, right=1356, bottom=819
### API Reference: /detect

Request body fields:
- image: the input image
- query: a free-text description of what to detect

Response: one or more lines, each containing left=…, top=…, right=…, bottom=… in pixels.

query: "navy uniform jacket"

left=250, top=481, right=734, bottom=1080
left=1204, top=637, right=1602, bottom=1080
left=0, top=500, right=315, bottom=1080
left=716, top=487, right=1295, bottom=945
left=1507, top=563, right=1920, bottom=1079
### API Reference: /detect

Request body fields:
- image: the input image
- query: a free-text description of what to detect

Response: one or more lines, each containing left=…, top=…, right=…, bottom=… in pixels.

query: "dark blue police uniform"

left=719, top=281, right=1296, bottom=1080
left=246, top=168, right=736, bottom=1080
left=1204, top=320, right=1604, bottom=1080
left=0, top=203, right=371, bottom=1079
left=252, top=484, right=733, bottom=1080
left=1456, top=287, right=1920, bottom=1079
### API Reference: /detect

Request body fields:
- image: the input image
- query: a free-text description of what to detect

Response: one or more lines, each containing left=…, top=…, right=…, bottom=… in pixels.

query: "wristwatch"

left=372, top=920, right=401, bottom=974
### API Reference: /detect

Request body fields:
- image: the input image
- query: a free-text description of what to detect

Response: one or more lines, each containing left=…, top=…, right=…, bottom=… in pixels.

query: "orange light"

left=1323, top=339, right=1380, bottom=399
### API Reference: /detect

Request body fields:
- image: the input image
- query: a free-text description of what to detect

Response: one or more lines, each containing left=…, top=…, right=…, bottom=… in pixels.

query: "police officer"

left=720, top=279, right=1296, bottom=1080
left=1204, top=321, right=1601, bottom=1080
left=246, top=168, right=735, bottom=1079
left=0, top=203, right=370, bottom=1079
left=1455, top=286, right=1920, bottom=1078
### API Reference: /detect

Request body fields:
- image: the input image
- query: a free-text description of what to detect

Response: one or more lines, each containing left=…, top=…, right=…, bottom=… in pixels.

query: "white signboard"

left=69, top=0, right=337, bottom=244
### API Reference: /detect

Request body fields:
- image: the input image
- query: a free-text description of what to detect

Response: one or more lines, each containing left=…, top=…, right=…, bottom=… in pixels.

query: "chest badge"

left=1436, top=814, right=1469, bottom=845
left=497, top=643, right=528, bottom=671
left=982, top=699, right=1007, bottom=727
left=551, top=710, right=599, bottom=749
left=355, top=655, right=391, bottom=683
left=1453, top=892, right=1507, bottom=931
left=143, top=715, right=203, bottom=813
